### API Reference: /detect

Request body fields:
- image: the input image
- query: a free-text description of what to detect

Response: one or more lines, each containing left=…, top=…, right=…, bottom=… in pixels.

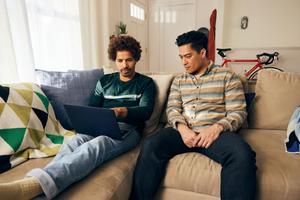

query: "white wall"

left=195, top=0, right=215, bottom=29
left=216, top=0, right=300, bottom=73
left=107, top=0, right=300, bottom=73
left=107, top=0, right=122, bottom=68
left=222, top=0, right=300, bottom=48
left=106, top=0, right=148, bottom=70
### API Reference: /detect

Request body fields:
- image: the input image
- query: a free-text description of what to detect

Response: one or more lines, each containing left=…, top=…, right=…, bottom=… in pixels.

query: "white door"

left=149, top=0, right=196, bottom=72
left=122, top=0, right=148, bottom=72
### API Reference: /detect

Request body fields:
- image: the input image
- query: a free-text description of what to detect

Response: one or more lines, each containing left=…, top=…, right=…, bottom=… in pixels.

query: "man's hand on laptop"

left=111, top=107, right=128, bottom=118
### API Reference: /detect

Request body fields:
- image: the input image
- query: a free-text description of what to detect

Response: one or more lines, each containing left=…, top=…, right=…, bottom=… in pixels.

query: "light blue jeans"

left=27, top=128, right=140, bottom=199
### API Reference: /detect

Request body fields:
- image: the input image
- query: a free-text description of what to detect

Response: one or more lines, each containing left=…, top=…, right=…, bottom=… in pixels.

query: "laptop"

left=64, top=104, right=123, bottom=139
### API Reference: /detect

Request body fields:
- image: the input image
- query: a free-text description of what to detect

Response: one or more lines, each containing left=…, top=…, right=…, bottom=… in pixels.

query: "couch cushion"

left=162, top=129, right=300, bottom=200
left=142, top=74, right=174, bottom=136
left=35, top=68, right=104, bottom=90
left=238, top=75, right=249, bottom=93
left=241, top=129, right=300, bottom=200
left=35, top=69, right=104, bottom=129
left=249, top=70, right=300, bottom=130
left=0, top=147, right=140, bottom=200
left=0, top=157, right=52, bottom=182
left=162, top=152, right=221, bottom=197
left=55, top=148, right=139, bottom=200
left=156, top=188, right=219, bottom=200
left=40, top=86, right=73, bottom=130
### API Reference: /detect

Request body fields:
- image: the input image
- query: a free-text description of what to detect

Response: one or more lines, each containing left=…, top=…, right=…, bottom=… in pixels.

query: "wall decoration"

left=241, top=16, right=248, bottom=29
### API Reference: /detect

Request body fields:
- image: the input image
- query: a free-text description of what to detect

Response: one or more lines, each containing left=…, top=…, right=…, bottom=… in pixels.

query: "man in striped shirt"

left=131, top=31, right=257, bottom=200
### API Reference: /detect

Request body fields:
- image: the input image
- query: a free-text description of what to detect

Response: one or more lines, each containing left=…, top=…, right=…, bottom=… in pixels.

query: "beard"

left=121, top=68, right=134, bottom=77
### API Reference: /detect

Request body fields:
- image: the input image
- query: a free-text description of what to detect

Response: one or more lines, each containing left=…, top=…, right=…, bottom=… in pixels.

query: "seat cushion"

left=241, top=129, right=300, bottom=200
left=0, top=148, right=139, bottom=200
left=156, top=188, right=219, bottom=200
left=56, top=148, right=139, bottom=200
left=0, top=157, right=52, bottom=182
left=161, top=129, right=300, bottom=200
left=162, top=152, right=221, bottom=197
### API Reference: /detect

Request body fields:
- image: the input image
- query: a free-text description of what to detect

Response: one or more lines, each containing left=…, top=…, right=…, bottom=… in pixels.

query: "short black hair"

left=175, top=30, right=208, bottom=53
left=108, top=35, right=142, bottom=61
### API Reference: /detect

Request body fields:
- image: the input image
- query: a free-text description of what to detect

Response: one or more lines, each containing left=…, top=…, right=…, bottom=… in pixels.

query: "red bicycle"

left=217, top=48, right=283, bottom=80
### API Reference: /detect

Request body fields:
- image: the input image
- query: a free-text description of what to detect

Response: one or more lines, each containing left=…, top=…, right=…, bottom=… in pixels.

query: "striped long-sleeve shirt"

left=167, top=63, right=246, bottom=132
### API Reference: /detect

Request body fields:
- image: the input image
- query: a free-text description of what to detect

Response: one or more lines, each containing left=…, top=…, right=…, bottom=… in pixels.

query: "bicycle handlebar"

left=217, top=48, right=279, bottom=65
left=217, top=48, right=232, bottom=58
left=256, top=52, right=279, bottom=65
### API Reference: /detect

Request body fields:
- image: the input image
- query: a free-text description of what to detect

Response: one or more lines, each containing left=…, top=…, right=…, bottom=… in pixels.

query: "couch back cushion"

left=35, top=68, right=104, bottom=104
left=142, top=74, right=174, bottom=136
left=249, top=70, right=300, bottom=130
left=238, top=75, right=249, bottom=93
left=35, top=69, right=104, bottom=129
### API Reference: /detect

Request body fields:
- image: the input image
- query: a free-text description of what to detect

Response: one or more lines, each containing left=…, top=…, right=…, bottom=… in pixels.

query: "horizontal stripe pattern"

left=167, top=63, right=246, bottom=132
left=104, top=94, right=142, bottom=100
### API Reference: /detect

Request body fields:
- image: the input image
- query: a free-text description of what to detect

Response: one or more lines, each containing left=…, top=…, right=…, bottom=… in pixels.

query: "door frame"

left=149, top=0, right=196, bottom=72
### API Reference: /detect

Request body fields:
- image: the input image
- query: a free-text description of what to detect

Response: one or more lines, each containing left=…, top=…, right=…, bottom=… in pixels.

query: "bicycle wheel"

left=248, top=67, right=283, bottom=81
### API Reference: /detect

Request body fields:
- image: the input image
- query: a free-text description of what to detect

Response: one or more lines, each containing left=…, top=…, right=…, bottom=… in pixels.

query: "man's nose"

left=182, top=58, right=188, bottom=65
left=121, top=61, right=128, bottom=68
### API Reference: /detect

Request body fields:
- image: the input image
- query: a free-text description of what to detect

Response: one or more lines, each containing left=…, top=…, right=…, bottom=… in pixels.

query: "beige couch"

left=1, top=70, right=300, bottom=200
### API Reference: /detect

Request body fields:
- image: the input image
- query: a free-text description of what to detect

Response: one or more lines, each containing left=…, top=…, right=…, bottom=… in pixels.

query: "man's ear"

left=201, top=49, right=206, bottom=58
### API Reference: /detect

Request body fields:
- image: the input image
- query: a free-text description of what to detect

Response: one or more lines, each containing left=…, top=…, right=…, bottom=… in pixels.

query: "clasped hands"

left=177, top=123, right=224, bottom=149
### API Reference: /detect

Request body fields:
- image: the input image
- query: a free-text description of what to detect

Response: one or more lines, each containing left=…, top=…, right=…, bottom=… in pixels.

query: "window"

left=25, top=0, right=83, bottom=71
left=130, top=2, right=144, bottom=21
left=154, top=10, right=177, bottom=24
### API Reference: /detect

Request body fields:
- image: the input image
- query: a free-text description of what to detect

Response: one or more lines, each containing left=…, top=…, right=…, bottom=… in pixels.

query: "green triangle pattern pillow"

left=0, top=83, right=74, bottom=173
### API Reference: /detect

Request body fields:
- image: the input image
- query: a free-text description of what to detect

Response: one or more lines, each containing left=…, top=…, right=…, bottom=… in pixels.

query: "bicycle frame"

left=221, top=58, right=263, bottom=78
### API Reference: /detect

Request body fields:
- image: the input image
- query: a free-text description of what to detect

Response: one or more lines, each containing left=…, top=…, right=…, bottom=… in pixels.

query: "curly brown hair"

left=108, top=35, right=142, bottom=61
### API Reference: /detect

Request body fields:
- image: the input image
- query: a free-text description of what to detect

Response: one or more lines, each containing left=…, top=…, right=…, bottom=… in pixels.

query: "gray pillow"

left=36, top=68, right=104, bottom=129
left=40, top=86, right=73, bottom=129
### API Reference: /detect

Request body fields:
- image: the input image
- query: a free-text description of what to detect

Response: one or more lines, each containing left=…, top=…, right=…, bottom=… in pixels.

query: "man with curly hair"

left=0, top=35, right=156, bottom=200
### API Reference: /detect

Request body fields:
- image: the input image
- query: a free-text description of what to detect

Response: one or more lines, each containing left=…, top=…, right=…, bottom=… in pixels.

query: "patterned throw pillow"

left=0, top=83, right=74, bottom=173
